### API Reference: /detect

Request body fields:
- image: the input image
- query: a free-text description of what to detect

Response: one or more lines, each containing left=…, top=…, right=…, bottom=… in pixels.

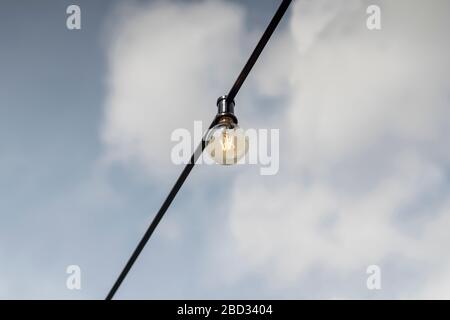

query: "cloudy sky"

left=0, top=0, right=449, bottom=299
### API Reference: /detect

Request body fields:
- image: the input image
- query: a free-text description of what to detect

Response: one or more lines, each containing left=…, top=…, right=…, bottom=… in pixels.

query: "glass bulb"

left=205, top=117, right=248, bottom=165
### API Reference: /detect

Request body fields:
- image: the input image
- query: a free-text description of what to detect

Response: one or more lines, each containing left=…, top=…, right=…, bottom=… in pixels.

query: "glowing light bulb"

left=205, top=116, right=248, bottom=165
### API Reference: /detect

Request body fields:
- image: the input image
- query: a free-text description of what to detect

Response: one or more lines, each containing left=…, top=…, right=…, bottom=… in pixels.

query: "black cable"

left=106, top=0, right=292, bottom=300
left=106, top=121, right=214, bottom=300
left=227, top=0, right=292, bottom=102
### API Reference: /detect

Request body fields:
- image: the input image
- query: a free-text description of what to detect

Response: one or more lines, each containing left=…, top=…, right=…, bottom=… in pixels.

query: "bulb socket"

left=215, top=95, right=237, bottom=124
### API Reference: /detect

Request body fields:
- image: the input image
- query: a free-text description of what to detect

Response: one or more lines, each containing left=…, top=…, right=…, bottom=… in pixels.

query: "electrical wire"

left=106, top=121, right=214, bottom=300
left=106, top=0, right=292, bottom=300
left=227, top=0, right=292, bottom=103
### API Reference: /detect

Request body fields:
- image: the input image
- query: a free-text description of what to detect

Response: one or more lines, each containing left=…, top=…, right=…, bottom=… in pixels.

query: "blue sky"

left=1, top=0, right=450, bottom=299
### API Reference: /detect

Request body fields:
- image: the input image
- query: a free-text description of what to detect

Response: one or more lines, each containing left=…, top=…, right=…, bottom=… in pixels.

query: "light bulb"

left=205, top=116, right=248, bottom=165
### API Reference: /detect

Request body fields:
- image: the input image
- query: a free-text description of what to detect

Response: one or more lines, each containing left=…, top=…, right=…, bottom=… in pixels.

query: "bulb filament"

left=221, top=133, right=234, bottom=151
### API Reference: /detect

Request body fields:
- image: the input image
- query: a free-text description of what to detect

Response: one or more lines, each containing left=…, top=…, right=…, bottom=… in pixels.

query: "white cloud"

left=221, top=0, right=450, bottom=297
left=101, top=0, right=450, bottom=298
left=101, top=0, right=247, bottom=178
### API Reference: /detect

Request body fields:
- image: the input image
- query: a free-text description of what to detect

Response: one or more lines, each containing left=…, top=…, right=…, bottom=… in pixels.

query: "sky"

left=0, top=0, right=449, bottom=299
